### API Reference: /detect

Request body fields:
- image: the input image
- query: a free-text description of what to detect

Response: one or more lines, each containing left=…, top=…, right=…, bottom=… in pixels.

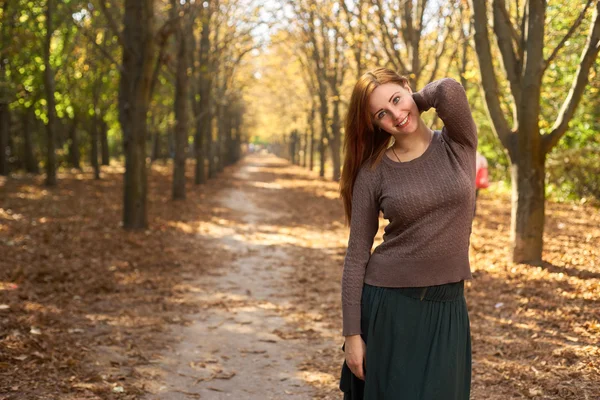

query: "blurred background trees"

left=1, top=0, right=598, bottom=263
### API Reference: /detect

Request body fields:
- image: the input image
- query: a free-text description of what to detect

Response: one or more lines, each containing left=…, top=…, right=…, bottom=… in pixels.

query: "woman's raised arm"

left=412, top=78, right=477, bottom=150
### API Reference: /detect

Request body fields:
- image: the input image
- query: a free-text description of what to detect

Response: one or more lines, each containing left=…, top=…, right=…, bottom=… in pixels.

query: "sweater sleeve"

left=341, top=166, right=380, bottom=336
left=412, top=78, right=477, bottom=150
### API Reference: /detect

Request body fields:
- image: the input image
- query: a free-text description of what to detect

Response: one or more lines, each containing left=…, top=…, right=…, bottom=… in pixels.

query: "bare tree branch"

left=427, top=16, right=452, bottom=84
left=493, top=0, right=522, bottom=113
left=519, top=0, right=528, bottom=67
left=543, top=0, right=594, bottom=71
left=373, top=0, right=403, bottom=73
left=497, top=0, right=521, bottom=47
left=543, top=1, right=600, bottom=154
left=470, top=0, right=513, bottom=151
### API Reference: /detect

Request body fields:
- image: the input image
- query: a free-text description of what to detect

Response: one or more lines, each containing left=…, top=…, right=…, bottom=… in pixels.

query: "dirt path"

left=141, top=155, right=340, bottom=399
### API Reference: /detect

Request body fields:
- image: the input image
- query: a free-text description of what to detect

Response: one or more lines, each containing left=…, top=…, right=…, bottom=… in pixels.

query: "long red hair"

left=340, top=68, right=409, bottom=224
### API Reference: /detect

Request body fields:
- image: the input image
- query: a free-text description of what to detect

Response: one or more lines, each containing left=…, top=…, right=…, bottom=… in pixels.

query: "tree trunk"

left=302, top=129, right=308, bottom=168
left=207, top=121, right=216, bottom=179
left=225, top=113, right=234, bottom=166
left=91, top=117, right=100, bottom=179
left=193, top=114, right=206, bottom=184
left=151, top=130, right=160, bottom=161
left=318, top=96, right=327, bottom=178
left=510, top=152, right=546, bottom=264
left=22, top=108, right=39, bottom=173
left=289, top=130, right=297, bottom=164
left=0, top=0, right=12, bottom=175
left=68, top=114, right=81, bottom=169
left=0, top=104, right=9, bottom=175
left=329, top=96, right=341, bottom=182
left=232, top=112, right=241, bottom=163
left=172, top=0, right=188, bottom=200
left=194, top=3, right=212, bottom=185
left=119, top=0, right=154, bottom=229
left=309, top=103, right=315, bottom=171
left=100, top=119, right=110, bottom=165
left=43, top=0, right=57, bottom=186
left=215, top=103, right=224, bottom=173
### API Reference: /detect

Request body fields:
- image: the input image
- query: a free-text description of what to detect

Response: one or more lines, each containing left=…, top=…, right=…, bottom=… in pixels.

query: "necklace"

left=391, top=146, right=402, bottom=163
left=391, top=130, right=434, bottom=163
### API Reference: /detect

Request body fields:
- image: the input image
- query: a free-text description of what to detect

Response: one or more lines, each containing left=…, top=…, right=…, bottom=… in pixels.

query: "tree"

left=118, top=0, right=155, bottom=229
left=470, top=0, right=600, bottom=263
left=192, top=0, right=213, bottom=185
left=43, top=0, right=58, bottom=186
left=171, top=0, right=190, bottom=200
left=371, top=0, right=455, bottom=89
left=0, top=0, right=14, bottom=176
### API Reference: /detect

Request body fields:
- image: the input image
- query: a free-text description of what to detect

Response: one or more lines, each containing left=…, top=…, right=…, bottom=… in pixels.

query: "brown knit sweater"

left=341, top=78, right=478, bottom=336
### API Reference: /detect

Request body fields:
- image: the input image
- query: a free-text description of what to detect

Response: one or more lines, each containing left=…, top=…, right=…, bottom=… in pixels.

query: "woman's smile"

left=395, top=113, right=410, bottom=129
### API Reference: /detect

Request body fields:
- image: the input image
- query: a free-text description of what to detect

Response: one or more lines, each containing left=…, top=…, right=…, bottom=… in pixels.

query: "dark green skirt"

left=339, top=281, right=471, bottom=399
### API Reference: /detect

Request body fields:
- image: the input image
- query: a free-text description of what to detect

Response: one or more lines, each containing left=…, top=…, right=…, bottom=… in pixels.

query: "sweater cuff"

left=412, top=92, right=431, bottom=114
left=342, top=304, right=362, bottom=336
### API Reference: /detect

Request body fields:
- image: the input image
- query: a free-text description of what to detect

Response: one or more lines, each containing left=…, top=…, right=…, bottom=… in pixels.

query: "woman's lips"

left=396, top=113, right=410, bottom=128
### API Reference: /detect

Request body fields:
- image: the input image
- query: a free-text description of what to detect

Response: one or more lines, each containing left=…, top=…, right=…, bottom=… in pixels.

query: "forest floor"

left=1, top=153, right=599, bottom=399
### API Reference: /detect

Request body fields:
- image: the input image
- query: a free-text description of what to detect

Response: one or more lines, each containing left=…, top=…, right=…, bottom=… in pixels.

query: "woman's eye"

left=378, top=111, right=386, bottom=119
left=393, top=96, right=401, bottom=104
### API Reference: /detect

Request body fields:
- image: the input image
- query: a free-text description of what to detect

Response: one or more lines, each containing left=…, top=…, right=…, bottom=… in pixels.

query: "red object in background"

left=476, top=153, right=490, bottom=189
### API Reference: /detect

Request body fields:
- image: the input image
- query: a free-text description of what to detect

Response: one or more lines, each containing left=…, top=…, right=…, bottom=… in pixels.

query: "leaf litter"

left=1, top=156, right=599, bottom=399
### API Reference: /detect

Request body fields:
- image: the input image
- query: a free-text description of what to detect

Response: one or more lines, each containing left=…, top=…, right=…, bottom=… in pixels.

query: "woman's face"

left=368, top=82, right=419, bottom=135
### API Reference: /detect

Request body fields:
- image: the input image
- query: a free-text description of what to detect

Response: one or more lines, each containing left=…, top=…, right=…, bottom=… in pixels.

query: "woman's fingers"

left=349, top=360, right=365, bottom=380
left=344, top=336, right=367, bottom=380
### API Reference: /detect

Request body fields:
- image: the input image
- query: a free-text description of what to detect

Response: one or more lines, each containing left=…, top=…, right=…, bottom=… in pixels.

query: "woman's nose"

left=390, top=107, right=402, bottom=121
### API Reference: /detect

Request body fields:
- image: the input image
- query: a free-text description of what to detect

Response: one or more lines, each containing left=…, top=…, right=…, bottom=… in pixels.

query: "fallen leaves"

left=1, top=155, right=599, bottom=399
left=0, top=161, right=228, bottom=398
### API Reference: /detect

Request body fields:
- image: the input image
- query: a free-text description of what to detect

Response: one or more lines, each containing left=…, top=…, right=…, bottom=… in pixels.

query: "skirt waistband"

left=364, top=280, right=464, bottom=302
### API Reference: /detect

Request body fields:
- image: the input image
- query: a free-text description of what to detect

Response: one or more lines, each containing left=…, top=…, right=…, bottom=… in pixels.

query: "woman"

left=338, top=67, right=477, bottom=399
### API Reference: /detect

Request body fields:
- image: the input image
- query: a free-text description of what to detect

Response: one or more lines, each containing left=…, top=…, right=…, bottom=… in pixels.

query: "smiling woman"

left=338, top=68, right=478, bottom=400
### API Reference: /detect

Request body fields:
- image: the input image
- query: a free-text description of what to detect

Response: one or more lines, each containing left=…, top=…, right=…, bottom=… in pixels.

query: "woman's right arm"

left=342, top=166, right=379, bottom=381
left=341, top=166, right=380, bottom=337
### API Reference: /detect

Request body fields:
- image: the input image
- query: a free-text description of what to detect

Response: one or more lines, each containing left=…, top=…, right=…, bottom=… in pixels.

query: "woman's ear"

left=404, top=84, right=413, bottom=94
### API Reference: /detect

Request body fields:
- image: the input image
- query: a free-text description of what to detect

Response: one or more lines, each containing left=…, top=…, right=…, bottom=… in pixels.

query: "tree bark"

left=68, top=114, right=81, bottom=169
left=43, top=0, right=57, bottom=186
left=119, top=0, right=155, bottom=229
left=193, top=1, right=212, bottom=185
left=0, top=104, right=9, bottom=175
left=216, top=102, right=225, bottom=173
left=0, top=0, right=12, bottom=176
left=91, top=117, right=100, bottom=180
left=100, top=119, right=110, bottom=165
left=172, top=0, right=189, bottom=200
left=23, top=108, right=39, bottom=174
left=308, top=101, right=315, bottom=171
left=510, top=155, right=546, bottom=264
left=329, top=95, right=341, bottom=182
left=302, top=128, right=308, bottom=168
left=224, top=111, right=234, bottom=167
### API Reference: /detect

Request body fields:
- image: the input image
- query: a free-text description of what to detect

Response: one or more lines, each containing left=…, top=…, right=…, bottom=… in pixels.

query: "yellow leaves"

left=95, top=31, right=105, bottom=45
left=463, top=69, right=478, bottom=80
